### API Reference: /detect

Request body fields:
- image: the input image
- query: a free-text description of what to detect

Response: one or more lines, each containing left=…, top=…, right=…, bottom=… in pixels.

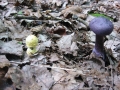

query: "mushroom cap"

left=26, top=35, right=38, bottom=48
left=89, top=17, right=113, bottom=36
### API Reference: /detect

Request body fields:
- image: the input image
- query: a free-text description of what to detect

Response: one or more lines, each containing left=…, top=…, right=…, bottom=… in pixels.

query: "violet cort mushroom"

left=89, top=17, right=113, bottom=61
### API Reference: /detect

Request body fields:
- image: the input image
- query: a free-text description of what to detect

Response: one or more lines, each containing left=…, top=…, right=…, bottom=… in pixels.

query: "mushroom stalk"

left=93, top=35, right=104, bottom=58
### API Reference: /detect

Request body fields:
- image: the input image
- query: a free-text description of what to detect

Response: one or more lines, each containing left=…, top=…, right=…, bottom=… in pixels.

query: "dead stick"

left=10, top=61, right=88, bottom=75
left=31, top=64, right=88, bottom=75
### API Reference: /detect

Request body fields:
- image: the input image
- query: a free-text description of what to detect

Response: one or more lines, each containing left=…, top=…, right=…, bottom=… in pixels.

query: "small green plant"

left=14, top=11, right=23, bottom=17
left=88, top=12, right=113, bottom=21
left=18, top=41, right=23, bottom=44
left=17, top=11, right=23, bottom=15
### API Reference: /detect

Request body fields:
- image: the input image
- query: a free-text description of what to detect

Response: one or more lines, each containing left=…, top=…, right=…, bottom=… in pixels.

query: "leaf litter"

left=0, top=0, right=120, bottom=90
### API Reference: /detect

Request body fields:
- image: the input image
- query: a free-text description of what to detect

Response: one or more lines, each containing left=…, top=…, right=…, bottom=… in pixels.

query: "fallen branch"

left=14, top=16, right=39, bottom=20
left=31, top=64, right=89, bottom=75
left=10, top=61, right=89, bottom=75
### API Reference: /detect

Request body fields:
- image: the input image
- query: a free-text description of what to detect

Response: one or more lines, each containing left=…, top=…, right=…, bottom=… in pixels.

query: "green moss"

left=88, top=12, right=113, bottom=21
left=17, top=41, right=23, bottom=44
left=17, top=11, right=23, bottom=15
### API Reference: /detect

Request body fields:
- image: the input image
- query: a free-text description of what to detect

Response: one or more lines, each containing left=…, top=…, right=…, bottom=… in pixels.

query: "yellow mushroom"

left=26, top=35, right=38, bottom=56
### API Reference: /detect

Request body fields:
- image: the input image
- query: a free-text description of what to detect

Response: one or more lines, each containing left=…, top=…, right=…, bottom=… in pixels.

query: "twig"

left=10, top=61, right=89, bottom=75
left=31, top=64, right=88, bottom=75
left=110, top=66, right=114, bottom=88
left=77, top=17, right=89, bottom=28
left=14, top=16, right=39, bottom=20
left=10, top=55, right=90, bottom=76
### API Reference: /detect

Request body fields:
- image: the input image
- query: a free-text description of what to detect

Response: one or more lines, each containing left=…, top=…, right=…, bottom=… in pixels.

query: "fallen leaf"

left=57, top=33, right=74, bottom=53
left=49, top=53, right=59, bottom=62
left=0, top=55, right=10, bottom=69
left=0, top=0, right=8, bottom=7
left=0, top=78, right=16, bottom=90
left=70, top=42, right=79, bottom=56
left=60, top=5, right=86, bottom=19
left=0, top=40, right=23, bottom=56
left=39, top=34, right=48, bottom=42
left=42, top=40, right=52, bottom=47
left=5, top=67, right=24, bottom=89
left=105, top=40, right=120, bottom=59
left=114, top=75, right=120, bottom=89
left=22, top=65, right=54, bottom=90
left=53, top=26, right=66, bottom=35
left=0, top=19, right=6, bottom=33
left=5, top=6, right=17, bottom=17
left=51, top=64, right=67, bottom=82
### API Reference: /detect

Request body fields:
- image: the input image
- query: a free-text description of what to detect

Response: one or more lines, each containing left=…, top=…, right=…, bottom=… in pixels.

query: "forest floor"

left=0, top=0, right=120, bottom=90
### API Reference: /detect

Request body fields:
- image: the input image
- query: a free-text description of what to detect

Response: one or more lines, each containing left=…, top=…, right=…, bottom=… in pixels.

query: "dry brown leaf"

left=22, top=65, right=54, bottom=90
left=0, top=40, right=23, bottom=56
left=70, top=42, right=79, bottom=56
left=5, top=6, right=17, bottom=17
left=4, top=20, right=31, bottom=40
left=23, top=9, right=33, bottom=16
left=114, top=75, right=120, bottom=89
left=0, top=0, right=8, bottom=7
left=105, top=40, right=120, bottom=60
left=0, top=19, right=6, bottom=33
left=5, top=67, right=24, bottom=89
left=53, top=26, right=66, bottom=35
left=52, top=84, right=65, bottom=90
left=41, top=40, right=52, bottom=47
left=4, top=20, right=20, bottom=34
left=30, top=24, right=44, bottom=33
left=60, top=5, right=86, bottom=19
left=49, top=53, right=59, bottom=62
left=39, top=34, right=48, bottom=42
left=113, top=1, right=120, bottom=9
left=0, top=78, right=16, bottom=90
left=51, top=64, right=67, bottom=82
left=57, top=33, right=74, bottom=53
left=33, top=10, right=42, bottom=18
left=0, top=55, right=10, bottom=69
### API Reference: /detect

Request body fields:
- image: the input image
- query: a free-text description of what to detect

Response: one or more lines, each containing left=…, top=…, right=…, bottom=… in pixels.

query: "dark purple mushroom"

left=89, top=17, right=113, bottom=60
